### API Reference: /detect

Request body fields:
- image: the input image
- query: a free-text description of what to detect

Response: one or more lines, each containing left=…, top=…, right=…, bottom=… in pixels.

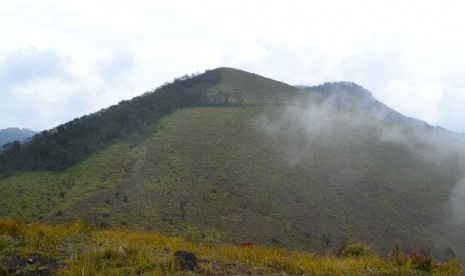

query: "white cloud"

left=96, top=50, right=135, bottom=84
left=0, top=0, right=465, bottom=132
left=383, top=80, right=444, bottom=124
left=0, top=48, right=69, bottom=86
left=438, top=87, right=465, bottom=132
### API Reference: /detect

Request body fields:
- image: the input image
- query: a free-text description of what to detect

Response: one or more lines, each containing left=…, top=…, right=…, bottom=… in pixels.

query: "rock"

left=2, top=255, right=58, bottom=275
left=173, top=250, right=198, bottom=270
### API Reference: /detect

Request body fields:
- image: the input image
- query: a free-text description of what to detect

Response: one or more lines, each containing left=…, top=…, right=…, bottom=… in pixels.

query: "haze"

left=1, top=0, right=464, bottom=132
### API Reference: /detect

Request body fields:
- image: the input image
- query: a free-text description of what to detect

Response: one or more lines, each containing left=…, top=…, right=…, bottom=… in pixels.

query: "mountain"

left=0, top=127, right=36, bottom=147
left=1, top=67, right=465, bottom=261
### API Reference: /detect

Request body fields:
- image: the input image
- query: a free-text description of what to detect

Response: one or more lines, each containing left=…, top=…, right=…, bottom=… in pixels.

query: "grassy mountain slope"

left=207, top=67, right=298, bottom=104
left=1, top=68, right=465, bottom=262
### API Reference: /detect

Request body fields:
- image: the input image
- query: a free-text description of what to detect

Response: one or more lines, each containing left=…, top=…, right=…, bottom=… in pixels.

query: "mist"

left=255, top=83, right=465, bottom=236
left=258, top=85, right=465, bottom=164
left=451, top=178, right=465, bottom=225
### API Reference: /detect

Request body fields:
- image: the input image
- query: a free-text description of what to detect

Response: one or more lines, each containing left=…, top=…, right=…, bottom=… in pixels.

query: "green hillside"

left=207, top=67, right=298, bottom=104
left=1, top=68, right=465, bottom=263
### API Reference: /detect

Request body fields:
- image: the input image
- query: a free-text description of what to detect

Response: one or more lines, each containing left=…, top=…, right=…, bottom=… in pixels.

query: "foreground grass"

left=0, top=219, right=461, bottom=275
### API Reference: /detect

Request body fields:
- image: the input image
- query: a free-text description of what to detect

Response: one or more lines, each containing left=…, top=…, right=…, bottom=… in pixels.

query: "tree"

left=49, top=146, right=71, bottom=171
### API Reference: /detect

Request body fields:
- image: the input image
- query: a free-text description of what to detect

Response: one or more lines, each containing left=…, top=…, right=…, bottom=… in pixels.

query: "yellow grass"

left=0, top=219, right=461, bottom=275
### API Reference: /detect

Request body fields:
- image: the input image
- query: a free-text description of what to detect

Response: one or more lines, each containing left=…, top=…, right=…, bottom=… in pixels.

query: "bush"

left=409, top=246, right=433, bottom=271
left=391, top=242, right=434, bottom=272
left=335, top=241, right=372, bottom=257
left=0, top=219, right=22, bottom=236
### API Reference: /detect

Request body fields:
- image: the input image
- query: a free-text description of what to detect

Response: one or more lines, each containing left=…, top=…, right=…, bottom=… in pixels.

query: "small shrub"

left=335, top=241, right=371, bottom=257
left=102, top=248, right=120, bottom=260
left=391, top=243, right=433, bottom=272
left=321, top=233, right=331, bottom=248
left=409, top=246, right=433, bottom=271
left=0, top=235, right=14, bottom=250
left=0, top=219, right=22, bottom=235
left=99, top=222, right=110, bottom=229
left=445, top=246, right=455, bottom=259
left=240, top=240, right=254, bottom=248
left=434, top=258, right=459, bottom=275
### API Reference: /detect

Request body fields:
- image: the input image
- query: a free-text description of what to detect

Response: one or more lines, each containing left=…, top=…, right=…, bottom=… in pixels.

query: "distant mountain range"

left=1, top=68, right=465, bottom=261
left=0, top=127, right=36, bottom=147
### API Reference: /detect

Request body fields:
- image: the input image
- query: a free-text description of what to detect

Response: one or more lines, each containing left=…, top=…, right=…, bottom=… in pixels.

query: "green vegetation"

left=1, top=67, right=465, bottom=265
left=0, top=220, right=461, bottom=275
left=207, top=67, right=298, bottom=105
left=0, top=143, right=137, bottom=223
left=1, top=104, right=464, bottom=260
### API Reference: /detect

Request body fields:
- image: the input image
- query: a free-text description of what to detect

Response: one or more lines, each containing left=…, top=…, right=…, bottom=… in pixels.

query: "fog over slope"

left=258, top=82, right=465, bottom=256
left=265, top=82, right=465, bottom=169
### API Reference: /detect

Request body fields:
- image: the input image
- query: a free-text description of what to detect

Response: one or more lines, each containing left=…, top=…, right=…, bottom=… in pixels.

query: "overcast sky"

left=1, top=0, right=464, bottom=132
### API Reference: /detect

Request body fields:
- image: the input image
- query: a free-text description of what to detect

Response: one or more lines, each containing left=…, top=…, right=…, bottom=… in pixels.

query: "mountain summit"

left=307, top=81, right=373, bottom=98
left=0, top=68, right=464, bottom=260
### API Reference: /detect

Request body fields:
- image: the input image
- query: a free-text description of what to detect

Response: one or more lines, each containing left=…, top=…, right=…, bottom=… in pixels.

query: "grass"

left=208, top=67, right=299, bottom=104
left=0, top=143, right=137, bottom=223
left=0, top=219, right=461, bottom=275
